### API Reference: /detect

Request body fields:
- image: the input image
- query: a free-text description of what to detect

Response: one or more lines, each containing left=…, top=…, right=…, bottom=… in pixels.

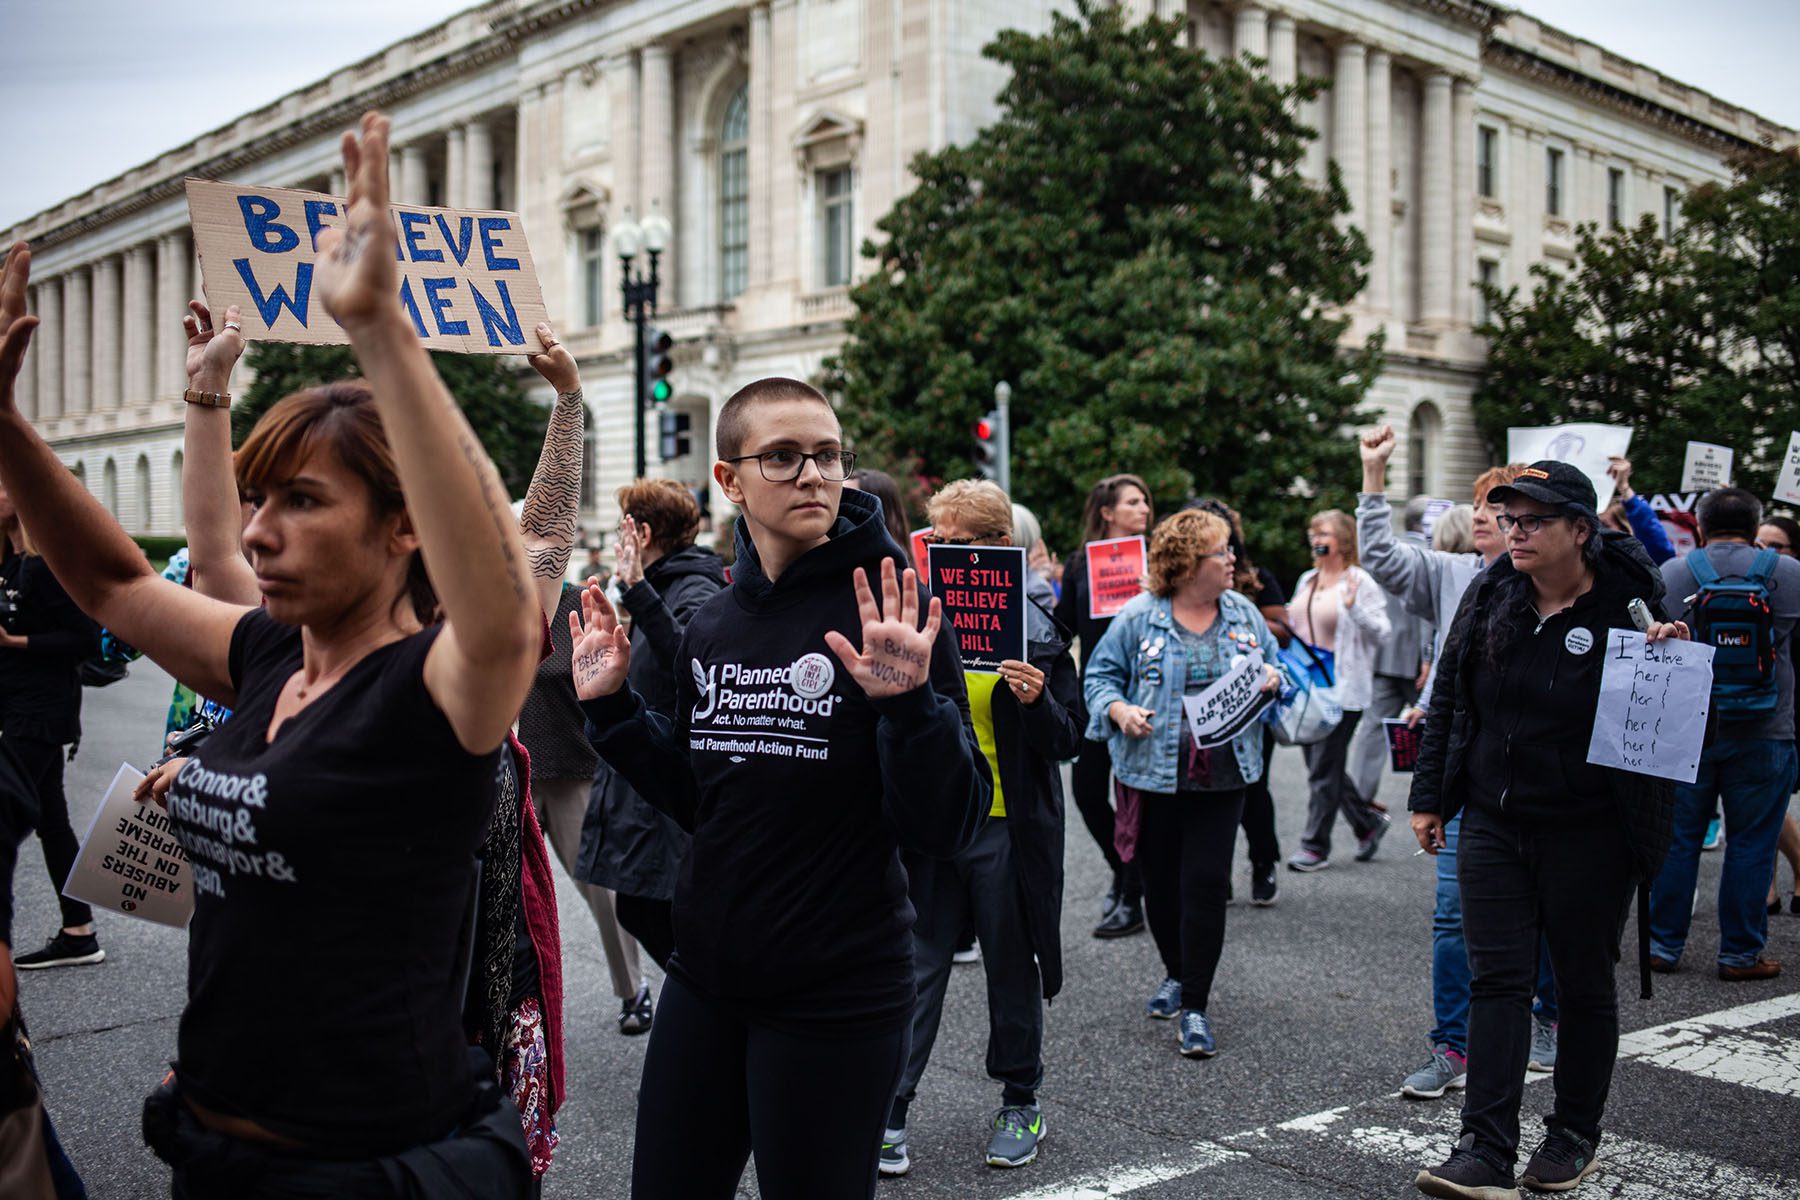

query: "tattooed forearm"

left=520, top=388, right=585, bottom=580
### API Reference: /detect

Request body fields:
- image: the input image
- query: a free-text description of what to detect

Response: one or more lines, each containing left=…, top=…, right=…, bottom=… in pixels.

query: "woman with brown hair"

left=1055, top=472, right=1154, bottom=937
left=0, top=113, right=542, bottom=1196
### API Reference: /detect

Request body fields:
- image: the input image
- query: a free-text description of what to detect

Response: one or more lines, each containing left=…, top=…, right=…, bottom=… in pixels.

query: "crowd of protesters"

left=0, top=112, right=1794, bottom=1200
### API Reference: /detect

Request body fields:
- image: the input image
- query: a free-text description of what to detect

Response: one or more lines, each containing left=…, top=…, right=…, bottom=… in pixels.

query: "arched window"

left=171, top=450, right=185, bottom=527
left=103, top=458, right=119, bottom=515
left=1408, top=401, right=1443, bottom=498
left=718, top=85, right=750, bottom=301
left=135, top=453, right=152, bottom=529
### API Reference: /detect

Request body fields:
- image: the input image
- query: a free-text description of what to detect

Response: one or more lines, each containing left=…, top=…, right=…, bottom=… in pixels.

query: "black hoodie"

left=582, top=488, right=991, bottom=1033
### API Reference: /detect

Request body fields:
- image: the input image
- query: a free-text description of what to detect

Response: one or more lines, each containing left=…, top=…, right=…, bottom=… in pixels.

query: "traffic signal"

left=659, top=409, right=692, bottom=461
left=973, top=410, right=1000, bottom=481
left=644, top=325, right=674, bottom=406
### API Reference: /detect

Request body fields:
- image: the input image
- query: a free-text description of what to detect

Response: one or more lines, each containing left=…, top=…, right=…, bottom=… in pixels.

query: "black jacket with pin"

left=0, top=551, right=99, bottom=746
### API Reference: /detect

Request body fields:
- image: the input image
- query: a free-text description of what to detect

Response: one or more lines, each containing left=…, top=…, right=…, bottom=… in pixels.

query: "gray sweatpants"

left=1347, top=674, right=1420, bottom=806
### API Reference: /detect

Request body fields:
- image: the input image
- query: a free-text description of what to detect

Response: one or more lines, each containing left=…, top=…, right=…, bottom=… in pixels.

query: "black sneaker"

left=14, top=931, right=104, bottom=970
left=1093, top=895, right=1144, bottom=939
left=1250, top=864, right=1278, bottom=906
left=1415, top=1133, right=1520, bottom=1199
left=1521, top=1129, right=1598, bottom=1192
left=618, top=984, right=653, bottom=1035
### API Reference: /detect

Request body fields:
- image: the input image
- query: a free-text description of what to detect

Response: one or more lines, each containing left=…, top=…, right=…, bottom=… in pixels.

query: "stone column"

left=1268, top=14, right=1298, bottom=88
left=1365, top=50, right=1393, bottom=314
left=91, top=254, right=122, bottom=412
left=607, top=52, right=640, bottom=325
left=34, top=277, right=61, bottom=420
left=445, top=126, right=467, bottom=208
left=397, top=143, right=428, bottom=206
left=122, top=244, right=156, bottom=407
left=1419, top=72, right=1454, bottom=326
left=155, top=232, right=189, bottom=394
left=329, top=167, right=347, bottom=196
left=466, top=120, right=495, bottom=209
left=640, top=44, right=676, bottom=302
left=747, top=4, right=774, bottom=290
left=1235, top=5, right=1267, bottom=63
left=1451, top=79, right=1476, bottom=326
left=63, top=267, right=91, bottom=415
left=1332, top=41, right=1367, bottom=236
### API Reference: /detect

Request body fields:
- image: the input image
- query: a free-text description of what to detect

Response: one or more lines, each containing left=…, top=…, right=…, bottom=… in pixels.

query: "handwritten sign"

left=1384, top=718, right=1422, bottom=773
left=1679, top=441, right=1734, bottom=492
left=1586, top=631, right=1714, bottom=784
left=186, top=178, right=549, bottom=355
left=910, top=527, right=933, bottom=582
left=928, top=544, right=1027, bottom=673
left=1086, top=535, right=1147, bottom=620
left=1775, top=431, right=1800, bottom=506
left=1507, top=423, right=1632, bottom=509
left=1181, top=652, right=1271, bottom=749
left=63, top=764, right=193, bottom=929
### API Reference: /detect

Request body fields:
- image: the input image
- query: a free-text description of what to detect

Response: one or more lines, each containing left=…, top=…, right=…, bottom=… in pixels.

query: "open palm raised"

left=568, top=580, right=632, bottom=700
left=823, top=558, right=942, bottom=699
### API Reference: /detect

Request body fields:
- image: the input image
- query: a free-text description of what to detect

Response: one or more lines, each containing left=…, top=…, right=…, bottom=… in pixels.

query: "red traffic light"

left=974, top=418, right=994, bottom=440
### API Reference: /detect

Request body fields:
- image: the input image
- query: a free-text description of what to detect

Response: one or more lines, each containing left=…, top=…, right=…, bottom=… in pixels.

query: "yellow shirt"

left=966, top=671, right=1007, bottom=818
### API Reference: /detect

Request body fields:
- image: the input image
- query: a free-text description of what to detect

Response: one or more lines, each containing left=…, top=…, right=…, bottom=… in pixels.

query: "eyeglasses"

left=922, top=532, right=1007, bottom=546
left=724, top=448, right=858, bottom=483
left=1495, top=513, right=1568, bottom=534
left=1204, top=548, right=1236, bottom=561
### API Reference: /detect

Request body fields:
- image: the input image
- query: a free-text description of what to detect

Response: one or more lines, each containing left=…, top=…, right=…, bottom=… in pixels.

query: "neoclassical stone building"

left=4, top=0, right=1791, bottom=540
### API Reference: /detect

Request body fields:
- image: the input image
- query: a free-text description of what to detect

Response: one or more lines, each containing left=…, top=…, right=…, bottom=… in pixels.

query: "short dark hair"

left=1697, top=487, right=1762, bottom=539
left=715, top=377, right=837, bottom=460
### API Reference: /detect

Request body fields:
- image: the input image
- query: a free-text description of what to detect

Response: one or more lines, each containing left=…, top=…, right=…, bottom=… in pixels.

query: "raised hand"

left=184, top=300, right=245, bottom=392
left=823, top=558, right=942, bottom=699
left=1606, top=455, right=1634, bottom=500
left=0, top=242, right=40, bottom=413
left=569, top=578, right=632, bottom=699
left=526, top=321, right=580, bottom=394
left=313, top=112, right=399, bottom=332
left=615, top=516, right=645, bottom=589
left=1360, top=424, right=1397, bottom=493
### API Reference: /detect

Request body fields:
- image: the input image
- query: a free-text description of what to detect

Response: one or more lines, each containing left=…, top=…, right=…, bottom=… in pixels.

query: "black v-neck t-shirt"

left=164, top=610, right=499, bottom=1154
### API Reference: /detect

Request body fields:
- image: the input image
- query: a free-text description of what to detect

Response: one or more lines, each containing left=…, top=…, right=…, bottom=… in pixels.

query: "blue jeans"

left=1649, top=738, right=1799, bottom=968
left=1431, top=813, right=1559, bottom=1054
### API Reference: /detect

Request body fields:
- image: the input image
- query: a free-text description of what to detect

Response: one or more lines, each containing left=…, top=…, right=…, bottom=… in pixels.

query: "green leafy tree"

left=824, top=1, right=1380, bottom=574
left=1475, top=147, right=1800, bottom=500
left=237, top=342, right=547, bottom=496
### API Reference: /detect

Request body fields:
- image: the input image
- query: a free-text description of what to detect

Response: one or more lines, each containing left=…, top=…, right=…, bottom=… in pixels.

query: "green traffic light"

left=652, top=379, right=674, bottom=403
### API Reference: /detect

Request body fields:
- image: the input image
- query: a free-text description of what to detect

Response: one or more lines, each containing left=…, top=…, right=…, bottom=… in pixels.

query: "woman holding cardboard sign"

left=0, top=111, right=541, bottom=1195
left=1407, top=461, right=1688, bottom=1199
left=1083, top=509, right=1281, bottom=1059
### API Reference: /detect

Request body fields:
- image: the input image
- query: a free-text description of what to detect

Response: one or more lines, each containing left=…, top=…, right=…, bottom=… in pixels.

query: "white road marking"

left=1000, top=995, right=1800, bottom=1200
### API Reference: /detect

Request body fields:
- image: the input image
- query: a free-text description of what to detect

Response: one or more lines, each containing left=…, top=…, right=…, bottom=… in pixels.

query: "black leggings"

left=13, top=735, right=90, bottom=929
left=631, top=973, right=908, bottom=1199
left=1137, top=788, right=1246, bottom=1013
left=614, top=892, right=675, bottom=971
left=1238, top=736, right=1281, bottom=868
left=1071, top=739, right=1139, bottom=896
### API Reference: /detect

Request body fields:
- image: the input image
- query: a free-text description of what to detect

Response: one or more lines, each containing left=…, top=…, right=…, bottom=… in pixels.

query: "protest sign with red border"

left=1086, top=535, right=1147, bottom=620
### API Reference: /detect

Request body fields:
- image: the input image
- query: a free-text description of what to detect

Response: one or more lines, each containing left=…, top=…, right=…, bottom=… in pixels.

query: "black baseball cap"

left=1486, top=460, right=1599, bottom=515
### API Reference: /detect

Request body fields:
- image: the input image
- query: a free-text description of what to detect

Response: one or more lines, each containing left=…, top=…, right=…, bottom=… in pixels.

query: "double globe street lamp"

left=615, top=204, right=673, bottom=478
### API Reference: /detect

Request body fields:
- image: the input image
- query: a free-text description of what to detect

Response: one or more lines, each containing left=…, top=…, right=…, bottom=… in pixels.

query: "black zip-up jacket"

left=0, top=552, right=99, bottom=746
left=581, top=488, right=990, bottom=1033
left=906, top=597, right=1083, bottom=1000
left=1053, top=549, right=1114, bottom=673
left=1408, top=530, right=1675, bottom=995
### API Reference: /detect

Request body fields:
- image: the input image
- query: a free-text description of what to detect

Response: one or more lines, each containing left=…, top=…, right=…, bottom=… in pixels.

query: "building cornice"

left=1483, top=40, right=1774, bottom=157
left=1392, top=0, right=1503, bottom=33
left=490, top=0, right=611, bottom=41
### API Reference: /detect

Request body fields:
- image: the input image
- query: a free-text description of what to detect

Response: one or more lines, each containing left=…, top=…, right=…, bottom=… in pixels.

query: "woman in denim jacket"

left=1083, top=510, right=1281, bottom=1060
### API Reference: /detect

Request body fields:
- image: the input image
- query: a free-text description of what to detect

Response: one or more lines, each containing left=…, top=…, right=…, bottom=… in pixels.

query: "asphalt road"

left=16, top=660, right=1800, bottom=1198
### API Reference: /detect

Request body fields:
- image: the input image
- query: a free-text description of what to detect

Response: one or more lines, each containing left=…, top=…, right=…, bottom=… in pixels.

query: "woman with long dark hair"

left=1056, top=472, right=1153, bottom=937
left=846, top=466, right=912, bottom=552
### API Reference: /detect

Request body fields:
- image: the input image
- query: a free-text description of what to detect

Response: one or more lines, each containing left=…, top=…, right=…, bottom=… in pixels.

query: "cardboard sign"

left=1181, top=652, right=1272, bottom=749
left=1586, top=631, right=1714, bottom=784
left=63, top=764, right=194, bottom=929
left=1679, top=442, right=1734, bottom=492
left=186, top=179, right=549, bottom=355
left=909, top=527, right=933, bottom=582
left=928, top=543, right=1027, bottom=673
left=1384, top=718, right=1422, bottom=773
left=1649, top=492, right=1703, bottom=557
left=1086, top=536, right=1147, bottom=620
left=1775, top=431, right=1800, bottom=506
left=1506, top=423, right=1633, bottom=510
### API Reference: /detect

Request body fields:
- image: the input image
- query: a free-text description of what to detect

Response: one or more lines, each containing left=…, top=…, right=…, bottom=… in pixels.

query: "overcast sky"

left=4, top=1, right=1798, bottom=229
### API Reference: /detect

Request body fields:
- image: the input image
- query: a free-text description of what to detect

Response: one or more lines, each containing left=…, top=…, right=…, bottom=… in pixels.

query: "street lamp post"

left=993, top=380, right=1013, bottom=495
left=616, top=205, right=673, bottom=479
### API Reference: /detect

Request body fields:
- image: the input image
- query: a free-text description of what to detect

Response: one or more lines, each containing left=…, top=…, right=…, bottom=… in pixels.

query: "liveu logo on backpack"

left=1683, top=547, right=1780, bottom=716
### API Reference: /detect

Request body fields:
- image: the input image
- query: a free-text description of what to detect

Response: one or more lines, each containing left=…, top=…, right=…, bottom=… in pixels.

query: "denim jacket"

left=1082, top=590, right=1275, bottom=793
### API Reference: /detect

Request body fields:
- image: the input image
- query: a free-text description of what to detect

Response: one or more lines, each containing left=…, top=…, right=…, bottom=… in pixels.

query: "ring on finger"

left=223, top=321, right=241, bottom=332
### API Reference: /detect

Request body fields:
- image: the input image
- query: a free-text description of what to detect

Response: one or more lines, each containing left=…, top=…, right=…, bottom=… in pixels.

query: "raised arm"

left=181, top=300, right=259, bottom=605
left=1357, top=425, right=1447, bottom=621
left=520, top=324, right=585, bottom=619
left=0, top=243, right=248, bottom=703
left=312, top=113, right=539, bottom=752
